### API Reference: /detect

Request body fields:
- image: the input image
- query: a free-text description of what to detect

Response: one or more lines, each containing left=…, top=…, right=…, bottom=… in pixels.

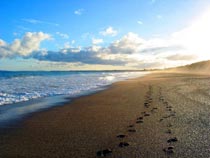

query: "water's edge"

left=0, top=73, right=149, bottom=128
left=0, top=85, right=107, bottom=127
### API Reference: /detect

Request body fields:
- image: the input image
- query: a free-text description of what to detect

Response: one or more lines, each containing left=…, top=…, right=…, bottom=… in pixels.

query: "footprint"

left=165, top=129, right=172, bottom=134
left=167, top=137, right=178, bottom=143
left=136, top=120, right=143, bottom=124
left=117, top=134, right=127, bottom=138
left=144, top=113, right=150, bottom=117
left=163, top=146, right=174, bottom=154
left=128, top=124, right=135, bottom=128
left=159, top=96, right=164, bottom=101
left=119, top=142, right=130, bottom=148
left=97, top=148, right=112, bottom=157
left=137, top=116, right=143, bottom=120
left=144, top=102, right=149, bottom=108
left=148, top=100, right=152, bottom=104
left=128, top=129, right=136, bottom=133
left=159, top=118, right=164, bottom=122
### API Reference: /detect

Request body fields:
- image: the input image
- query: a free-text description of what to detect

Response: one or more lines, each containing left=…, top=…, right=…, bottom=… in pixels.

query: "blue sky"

left=1, top=0, right=210, bottom=70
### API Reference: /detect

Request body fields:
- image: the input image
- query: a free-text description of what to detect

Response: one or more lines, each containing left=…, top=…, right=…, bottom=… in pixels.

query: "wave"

left=0, top=71, right=148, bottom=106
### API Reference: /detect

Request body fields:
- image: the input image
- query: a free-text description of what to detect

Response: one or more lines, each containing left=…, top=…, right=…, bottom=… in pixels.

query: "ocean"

left=0, top=70, right=148, bottom=124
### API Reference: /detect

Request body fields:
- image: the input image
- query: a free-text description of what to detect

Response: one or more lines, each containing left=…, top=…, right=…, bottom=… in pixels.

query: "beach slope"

left=1, top=72, right=210, bottom=158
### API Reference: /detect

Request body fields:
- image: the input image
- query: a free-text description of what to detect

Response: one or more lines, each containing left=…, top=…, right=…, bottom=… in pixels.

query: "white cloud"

left=100, top=27, right=118, bottom=36
left=2, top=8, right=210, bottom=69
left=74, top=9, right=84, bottom=15
left=106, top=32, right=145, bottom=54
left=92, top=38, right=103, bottom=45
left=90, top=45, right=101, bottom=52
left=56, top=32, right=69, bottom=39
left=0, top=32, right=50, bottom=57
left=137, top=20, right=143, bottom=25
left=0, top=31, right=194, bottom=69
left=22, top=18, right=59, bottom=26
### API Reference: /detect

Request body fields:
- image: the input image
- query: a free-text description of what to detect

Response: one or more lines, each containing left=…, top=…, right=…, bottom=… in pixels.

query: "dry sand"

left=1, top=72, right=210, bottom=158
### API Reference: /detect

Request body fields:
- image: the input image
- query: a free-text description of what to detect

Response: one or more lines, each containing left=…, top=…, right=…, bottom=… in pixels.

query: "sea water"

left=0, top=71, right=148, bottom=124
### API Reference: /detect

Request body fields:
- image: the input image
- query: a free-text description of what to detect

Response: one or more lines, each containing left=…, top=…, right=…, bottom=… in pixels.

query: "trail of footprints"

left=96, top=85, right=178, bottom=157
left=159, top=87, right=178, bottom=156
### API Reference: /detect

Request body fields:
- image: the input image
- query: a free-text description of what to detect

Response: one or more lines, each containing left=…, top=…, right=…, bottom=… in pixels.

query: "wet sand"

left=1, top=72, right=210, bottom=158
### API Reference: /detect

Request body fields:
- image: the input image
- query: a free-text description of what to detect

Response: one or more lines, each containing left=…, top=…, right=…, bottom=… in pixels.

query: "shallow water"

left=0, top=71, right=148, bottom=124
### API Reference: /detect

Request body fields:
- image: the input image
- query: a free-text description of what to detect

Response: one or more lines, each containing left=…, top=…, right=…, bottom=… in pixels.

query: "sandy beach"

left=1, top=72, right=210, bottom=158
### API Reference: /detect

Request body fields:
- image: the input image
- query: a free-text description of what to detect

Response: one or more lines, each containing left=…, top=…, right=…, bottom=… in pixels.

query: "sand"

left=1, top=72, right=210, bottom=158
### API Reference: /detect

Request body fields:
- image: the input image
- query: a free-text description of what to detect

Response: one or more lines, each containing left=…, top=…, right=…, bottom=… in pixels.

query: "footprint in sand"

left=141, top=111, right=146, bottom=114
left=119, top=142, right=130, bottom=148
left=97, top=148, right=112, bottom=157
left=159, top=118, right=164, bottom=122
left=167, top=137, right=178, bottom=143
left=165, top=129, right=172, bottom=134
left=144, top=113, right=150, bottom=117
left=148, top=98, right=153, bottom=103
left=144, top=102, right=150, bottom=108
left=136, top=120, right=143, bottom=124
left=128, top=124, right=135, bottom=128
left=137, top=116, right=143, bottom=120
left=117, top=134, right=127, bottom=138
left=163, top=146, right=174, bottom=154
left=128, top=129, right=136, bottom=133
left=159, top=96, right=164, bottom=102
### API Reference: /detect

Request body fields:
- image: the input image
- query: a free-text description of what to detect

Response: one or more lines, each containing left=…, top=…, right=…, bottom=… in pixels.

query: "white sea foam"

left=0, top=71, right=148, bottom=106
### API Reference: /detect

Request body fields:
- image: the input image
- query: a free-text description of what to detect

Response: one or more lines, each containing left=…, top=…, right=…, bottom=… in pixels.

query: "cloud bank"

left=0, top=31, right=201, bottom=69
left=2, top=9, right=210, bottom=69
left=0, top=32, right=51, bottom=58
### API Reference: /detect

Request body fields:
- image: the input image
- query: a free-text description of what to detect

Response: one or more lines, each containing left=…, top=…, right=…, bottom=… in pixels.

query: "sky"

left=1, top=0, right=210, bottom=70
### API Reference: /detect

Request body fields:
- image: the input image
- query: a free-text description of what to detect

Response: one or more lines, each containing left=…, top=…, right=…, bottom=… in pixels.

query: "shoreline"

left=0, top=72, right=155, bottom=127
left=0, top=72, right=148, bottom=128
left=1, top=72, right=210, bottom=157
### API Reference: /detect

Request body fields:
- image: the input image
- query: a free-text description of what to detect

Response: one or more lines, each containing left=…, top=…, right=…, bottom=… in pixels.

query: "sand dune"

left=169, top=60, right=210, bottom=74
